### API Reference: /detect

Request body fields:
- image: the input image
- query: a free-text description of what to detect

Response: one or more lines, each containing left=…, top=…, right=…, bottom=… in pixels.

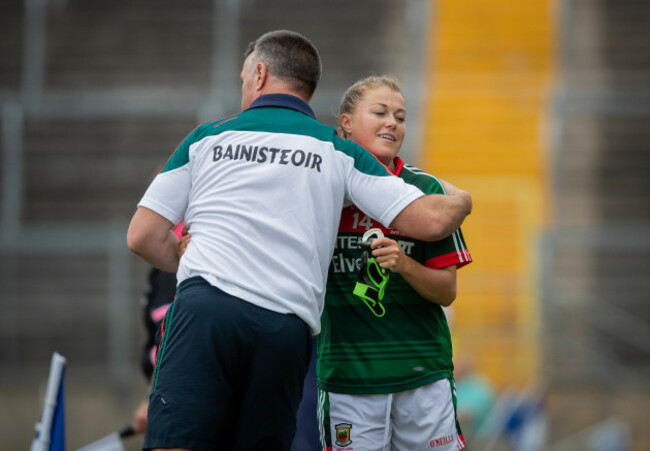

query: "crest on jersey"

left=334, top=423, right=352, bottom=447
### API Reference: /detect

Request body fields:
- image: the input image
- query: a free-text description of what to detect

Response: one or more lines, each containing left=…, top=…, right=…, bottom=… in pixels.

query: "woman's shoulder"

left=399, top=163, right=445, bottom=195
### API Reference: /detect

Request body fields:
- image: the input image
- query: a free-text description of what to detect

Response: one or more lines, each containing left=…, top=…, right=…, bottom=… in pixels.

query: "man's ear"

left=340, top=114, right=352, bottom=137
left=255, top=62, right=269, bottom=93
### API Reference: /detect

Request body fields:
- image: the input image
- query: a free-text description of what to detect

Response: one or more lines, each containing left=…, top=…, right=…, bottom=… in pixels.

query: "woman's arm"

left=371, top=237, right=457, bottom=307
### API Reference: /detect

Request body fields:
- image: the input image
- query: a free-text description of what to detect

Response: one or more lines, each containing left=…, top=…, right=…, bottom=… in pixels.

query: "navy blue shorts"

left=143, top=277, right=312, bottom=451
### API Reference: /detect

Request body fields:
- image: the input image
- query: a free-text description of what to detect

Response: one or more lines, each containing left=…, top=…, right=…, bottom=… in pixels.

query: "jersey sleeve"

left=340, top=139, right=423, bottom=228
left=423, top=176, right=473, bottom=269
left=137, top=130, right=196, bottom=225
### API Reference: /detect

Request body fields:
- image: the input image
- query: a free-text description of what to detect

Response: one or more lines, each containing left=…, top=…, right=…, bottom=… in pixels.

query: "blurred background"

left=1, top=0, right=648, bottom=449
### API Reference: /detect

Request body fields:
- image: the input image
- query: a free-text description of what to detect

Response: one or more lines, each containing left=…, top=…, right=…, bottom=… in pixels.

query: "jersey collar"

left=248, top=94, right=316, bottom=119
left=392, top=156, right=405, bottom=176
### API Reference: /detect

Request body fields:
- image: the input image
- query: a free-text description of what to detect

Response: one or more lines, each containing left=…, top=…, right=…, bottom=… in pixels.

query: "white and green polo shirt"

left=138, top=94, right=423, bottom=334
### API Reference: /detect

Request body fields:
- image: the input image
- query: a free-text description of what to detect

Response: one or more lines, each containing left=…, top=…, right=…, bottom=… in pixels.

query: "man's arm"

left=390, top=181, right=472, bottom=241
left=127, top=207, right=181, bottom=273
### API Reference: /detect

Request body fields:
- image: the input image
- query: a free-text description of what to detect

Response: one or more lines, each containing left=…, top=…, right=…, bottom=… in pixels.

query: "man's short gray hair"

left=245, top=30, right=322, bottom=100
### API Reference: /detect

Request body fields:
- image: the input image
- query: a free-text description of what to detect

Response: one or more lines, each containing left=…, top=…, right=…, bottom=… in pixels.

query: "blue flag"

left=31, top=352, right=66, bottom=451
left=50, top=364, right=65, bottom=451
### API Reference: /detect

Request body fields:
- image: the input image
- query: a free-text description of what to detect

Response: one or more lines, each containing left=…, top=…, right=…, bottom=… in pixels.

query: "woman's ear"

left=340, top=114, right=352, bottom=137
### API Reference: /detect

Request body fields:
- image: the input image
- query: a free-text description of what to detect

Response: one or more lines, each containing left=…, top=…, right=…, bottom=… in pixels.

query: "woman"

left=317, top=75, right=472, bottom=451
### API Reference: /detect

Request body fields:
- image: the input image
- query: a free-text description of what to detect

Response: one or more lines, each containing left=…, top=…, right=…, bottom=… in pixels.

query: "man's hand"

left=131, top=399, right=148, bottom=434
left=390, top=179, right=471, bottom=242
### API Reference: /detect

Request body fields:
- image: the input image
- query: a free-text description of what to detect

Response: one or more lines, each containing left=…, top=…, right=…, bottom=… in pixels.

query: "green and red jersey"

left=318, top=157, right=472, bottom=394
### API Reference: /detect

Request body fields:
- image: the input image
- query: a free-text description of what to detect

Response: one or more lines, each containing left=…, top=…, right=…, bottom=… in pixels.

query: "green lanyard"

left=353, top=228, right=390, bottom=318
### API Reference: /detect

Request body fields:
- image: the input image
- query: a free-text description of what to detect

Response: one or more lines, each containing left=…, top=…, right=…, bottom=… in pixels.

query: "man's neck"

left=249, top=93, right=316, bottom=119
left=259, top=79, right=310, bottom=103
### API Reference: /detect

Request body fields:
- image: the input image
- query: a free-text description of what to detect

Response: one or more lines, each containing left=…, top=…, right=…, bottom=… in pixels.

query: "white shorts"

left=318, top=378, right=465, bottom=451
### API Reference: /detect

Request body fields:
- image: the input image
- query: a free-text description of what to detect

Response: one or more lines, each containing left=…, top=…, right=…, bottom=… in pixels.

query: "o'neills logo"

left=430, top=434, right=454, bottom=447
left=212, top=144, right=323, bottom=172
left=334, top=423, right=352, bottom=447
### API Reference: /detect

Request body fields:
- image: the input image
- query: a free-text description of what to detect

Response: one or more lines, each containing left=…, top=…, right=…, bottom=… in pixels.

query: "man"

left=127, top=30, right=471, bottom=451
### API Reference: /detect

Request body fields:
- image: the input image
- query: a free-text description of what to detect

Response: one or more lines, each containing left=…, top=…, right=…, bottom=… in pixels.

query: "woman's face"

left=341, top=86, right=406, bottom=169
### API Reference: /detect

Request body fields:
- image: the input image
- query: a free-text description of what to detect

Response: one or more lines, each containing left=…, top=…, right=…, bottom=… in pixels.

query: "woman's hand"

left=370, top=237, right=409, bottom=274
left=177, top=227, right=191, bottom=258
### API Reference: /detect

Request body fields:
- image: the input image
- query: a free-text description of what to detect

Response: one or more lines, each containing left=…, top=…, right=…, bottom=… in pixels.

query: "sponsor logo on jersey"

left=330, top=233, right=415, bottom=274
left=334, top=423, right=353, bottom=447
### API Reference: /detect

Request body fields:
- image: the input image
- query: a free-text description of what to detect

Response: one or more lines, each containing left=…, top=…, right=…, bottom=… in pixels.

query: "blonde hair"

left=338, top=75, right=404, bottom=138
